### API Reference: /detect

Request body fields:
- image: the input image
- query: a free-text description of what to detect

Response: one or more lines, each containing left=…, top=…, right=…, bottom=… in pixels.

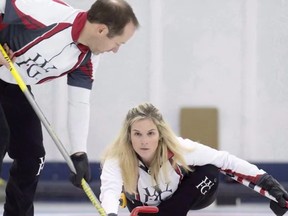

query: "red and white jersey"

left=100, top=137, right=266, bottom=214
left=0, top=0, right=100, bottom=154
left=0, top=0, right=99, bottom=89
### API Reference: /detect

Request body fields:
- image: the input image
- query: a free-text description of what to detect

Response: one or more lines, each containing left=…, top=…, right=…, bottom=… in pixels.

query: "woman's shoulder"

left=176, top=136, right=198, bottom=148
left=102, top=158, right=120, bottom=168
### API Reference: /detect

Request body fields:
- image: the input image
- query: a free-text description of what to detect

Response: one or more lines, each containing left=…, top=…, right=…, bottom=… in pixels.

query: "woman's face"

left=130, top=118, right=160, bottom=166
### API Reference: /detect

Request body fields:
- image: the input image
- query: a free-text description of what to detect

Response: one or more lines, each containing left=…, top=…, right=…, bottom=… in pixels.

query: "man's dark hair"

left=87, top=0, right=139, bottom=38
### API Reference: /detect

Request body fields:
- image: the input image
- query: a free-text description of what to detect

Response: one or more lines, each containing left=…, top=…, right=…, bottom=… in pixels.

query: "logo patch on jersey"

left=195, top=176, right=216, bottom=195
left=143, top=183, right=173, bottom=204
left=17, top=53, right=57, bottom=80
left=36, top=157, right=45, bottom=176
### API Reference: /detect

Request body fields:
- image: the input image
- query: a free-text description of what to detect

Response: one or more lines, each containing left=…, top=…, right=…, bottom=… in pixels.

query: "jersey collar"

left=72, top=12, right=89, bottom=52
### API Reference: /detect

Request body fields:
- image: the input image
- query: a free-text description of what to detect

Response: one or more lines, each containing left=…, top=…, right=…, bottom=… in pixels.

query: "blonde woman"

left=100, top=103, right=288, bottom=216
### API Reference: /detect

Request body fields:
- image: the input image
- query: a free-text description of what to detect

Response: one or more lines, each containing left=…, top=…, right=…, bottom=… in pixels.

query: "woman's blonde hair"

left=101, top=102, right=191, bottom=194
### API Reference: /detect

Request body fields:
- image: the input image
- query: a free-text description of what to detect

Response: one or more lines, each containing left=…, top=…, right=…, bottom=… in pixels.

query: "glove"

left=70, top=152, right=91, bottom=188
left=270, top=201, right=288, bottom=216
left=257, top=174, right=288, bottom=215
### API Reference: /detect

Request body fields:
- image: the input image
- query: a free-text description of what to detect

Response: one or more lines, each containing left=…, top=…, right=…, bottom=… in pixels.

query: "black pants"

left=127, top=164, right=219, bottom=216
left=0, top=79, right=45, bottom=216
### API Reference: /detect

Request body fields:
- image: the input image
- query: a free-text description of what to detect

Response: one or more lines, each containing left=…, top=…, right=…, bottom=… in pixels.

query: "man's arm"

left=68, top=85, right=90, bottom=154
left=67, top=85, right=92, bottom=187
left=66, top=54, right=99, bottom=187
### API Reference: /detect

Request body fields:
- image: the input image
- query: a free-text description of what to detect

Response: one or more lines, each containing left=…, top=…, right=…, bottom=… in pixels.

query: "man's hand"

left=0, top=43, right=15, bottom=68
left=70, top=152, right=91, bottom=188
left=257, top=174, right=288, bottom=215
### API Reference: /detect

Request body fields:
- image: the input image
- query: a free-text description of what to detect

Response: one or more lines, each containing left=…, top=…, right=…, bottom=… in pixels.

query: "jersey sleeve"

left=100, top=159, right=123, bottom=215
left=67, top=52, right=99, bottom=154
left=4, top=0, right=76, bottom=26
left=178, top=137, right=266, bottom=183
left=0, top=1, right=5, bottom=14
left=67, top=54, right=99, bottom=89
left=67, top=85, right=90, bottom=154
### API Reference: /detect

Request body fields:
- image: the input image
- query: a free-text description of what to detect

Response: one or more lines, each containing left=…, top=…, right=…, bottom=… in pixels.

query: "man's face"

left=89, top=21, right=137, bottom=55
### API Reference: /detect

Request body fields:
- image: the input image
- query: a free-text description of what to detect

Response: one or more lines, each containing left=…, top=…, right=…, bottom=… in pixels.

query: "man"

left=0, top=0, right=139, bottom=215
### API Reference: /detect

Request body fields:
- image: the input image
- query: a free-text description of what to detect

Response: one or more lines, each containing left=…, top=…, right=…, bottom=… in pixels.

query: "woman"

left=100, top=102, right=288, bottom=216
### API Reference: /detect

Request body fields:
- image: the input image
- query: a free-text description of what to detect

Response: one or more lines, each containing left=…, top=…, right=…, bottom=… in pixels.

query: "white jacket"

left=100, top=137, right=265, bottom=214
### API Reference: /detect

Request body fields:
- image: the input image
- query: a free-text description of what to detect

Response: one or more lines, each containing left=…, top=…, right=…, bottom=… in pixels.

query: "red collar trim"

left=168, top=150, right=174, bottom=159
left=72, top=12, right=89, bottom=52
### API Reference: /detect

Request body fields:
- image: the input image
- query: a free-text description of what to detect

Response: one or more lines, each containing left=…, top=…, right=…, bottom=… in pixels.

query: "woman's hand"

left=257, top=174, right=288, bottom=215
